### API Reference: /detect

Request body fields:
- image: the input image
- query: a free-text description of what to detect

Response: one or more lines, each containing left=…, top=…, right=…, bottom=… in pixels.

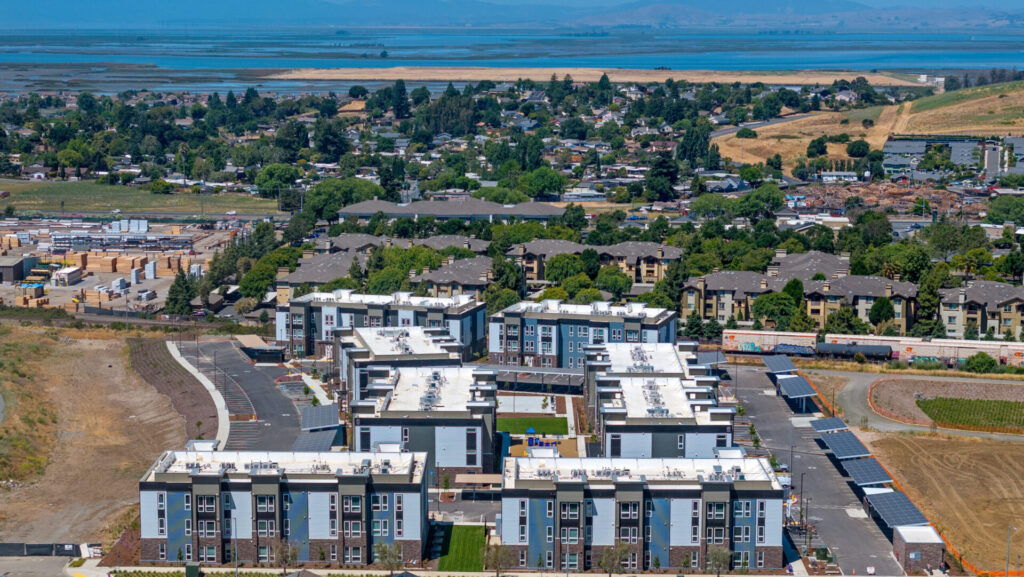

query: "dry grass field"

left=905, top=81, right=1024, bottom=134
left=0, top=326, right=184, bottom=543
left=870, top=433, right=1024, bottom=572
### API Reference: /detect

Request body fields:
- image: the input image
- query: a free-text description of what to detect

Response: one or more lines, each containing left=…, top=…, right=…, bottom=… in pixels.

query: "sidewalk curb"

left=167, top=341, right=230, bottom=446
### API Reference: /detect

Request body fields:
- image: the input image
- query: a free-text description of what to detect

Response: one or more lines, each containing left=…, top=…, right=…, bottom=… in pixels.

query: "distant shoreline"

left=268, top=67, right=924, bottom=87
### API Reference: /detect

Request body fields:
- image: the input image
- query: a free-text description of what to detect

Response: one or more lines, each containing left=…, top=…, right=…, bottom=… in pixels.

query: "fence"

left=0, top=542, right=81, bottom=556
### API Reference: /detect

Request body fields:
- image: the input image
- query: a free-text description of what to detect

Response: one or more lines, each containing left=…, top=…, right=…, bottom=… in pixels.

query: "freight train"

left=722, top=329, right=1024, bottom=366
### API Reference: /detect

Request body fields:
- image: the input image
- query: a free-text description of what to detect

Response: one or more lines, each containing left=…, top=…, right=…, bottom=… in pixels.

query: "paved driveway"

left=731, top=365, right=903, bottom=576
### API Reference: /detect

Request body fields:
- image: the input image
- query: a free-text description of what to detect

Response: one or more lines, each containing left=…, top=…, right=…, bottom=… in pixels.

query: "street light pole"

left=799, top=472, right=806, bottom=527
left=1008, top=526, right=1018, bottom=577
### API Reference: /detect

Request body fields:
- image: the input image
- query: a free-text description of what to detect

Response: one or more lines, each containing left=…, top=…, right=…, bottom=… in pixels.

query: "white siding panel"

left=763, top=499, right=784, bottom=547
left=488, top=322, right=503, bottom=352
left=685, top=432, right=719, bottom=458
left=369, top=426, right=403, bottom=451
left=398, top=309, right=414, bottom=328
left=500, top=499, right=521, bottom=545
left=308, top=492, right=332, bottom=539
left=321, top=306, right=339, bottom=340
left=139, top=491, right=161, bottom=538
left=591, top=498, right=615, bottom=545
left=227, top=491, right=253, bottom=539
left=669, top=499, right=699, bottom=546
left=435, top=426, right=472, bottom=467
left=275, top=311, right=288, bottom=342
left=448, top=319, right=462, bottom=343
left=618, top=432, right=652, bottom=458
left=400, top=492, right=422, bottom=540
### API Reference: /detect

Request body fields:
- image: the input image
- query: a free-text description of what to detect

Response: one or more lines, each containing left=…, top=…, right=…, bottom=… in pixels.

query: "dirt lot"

left=870, top=433, right=1024, bottom=572
left=872, top=378, right=1024, bottom=425
left=805, top=374, right=849, bottom=416
left=0, top=329, right=184, bottom=543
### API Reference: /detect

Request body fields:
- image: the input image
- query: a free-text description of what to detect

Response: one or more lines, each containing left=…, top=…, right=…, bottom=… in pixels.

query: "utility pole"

left=1008, top=526, right=1018, bottom=577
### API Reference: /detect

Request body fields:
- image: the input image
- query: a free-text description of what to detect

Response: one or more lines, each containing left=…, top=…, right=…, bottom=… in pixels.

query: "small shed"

left=893, top=525, right=945, bottom=574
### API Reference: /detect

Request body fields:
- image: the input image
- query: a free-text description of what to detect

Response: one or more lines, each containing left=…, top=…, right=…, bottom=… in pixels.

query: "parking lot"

left=729, top=364, right=903, bottom=576
left=177, top=338, right=299, bottom=451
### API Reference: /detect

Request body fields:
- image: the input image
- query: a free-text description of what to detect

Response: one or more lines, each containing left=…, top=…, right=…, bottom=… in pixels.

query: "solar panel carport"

left=865, top=491, right=929, bottom=527
left=697, top=351, right=727, bottom=365
left=811, top=417, right=848, bottom=433
left=842, top=458, right=894, bottom=486
left=776, top=375, right=817, bottom=398
left=820, top=430, right=872, bottom=460
left=763, top=355, right=798, bottom=374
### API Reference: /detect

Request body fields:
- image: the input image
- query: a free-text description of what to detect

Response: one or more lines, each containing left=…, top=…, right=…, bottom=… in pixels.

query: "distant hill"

left=4, top=0, right=1023, bottom=29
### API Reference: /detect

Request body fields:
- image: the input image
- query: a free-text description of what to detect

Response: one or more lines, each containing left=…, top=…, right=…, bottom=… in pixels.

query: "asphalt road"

left=710, top=114, right=812, bottom=139
left=730, top=365, right=903, bottom=576
left=182, top=338, right=299, bottom=450
left=810, top=368, right=1024, bottom=443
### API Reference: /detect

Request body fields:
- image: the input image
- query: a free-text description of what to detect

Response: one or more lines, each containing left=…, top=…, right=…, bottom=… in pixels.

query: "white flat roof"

left=145, top=450, right=424, bottom=479
left=354, top=326, right=451, bottom=356
left=505, top=457, right=779, bottom=488
left=384, top=367, right=489, bottom=413
left=504, top=299, right=667, bottom=318
left=613, top=377, right=697, bottom=419
left=295, top=290, right=477, bottom=309
left=602, top=342, right=689, bottom=374
left=895, top=525, right=943, bottom=544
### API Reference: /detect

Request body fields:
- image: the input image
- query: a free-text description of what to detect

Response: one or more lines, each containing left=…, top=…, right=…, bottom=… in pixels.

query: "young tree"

left=481, top=542, right=515, bottom=577
left=373, top=542, right=403, bottom=576
left=270, top=537, right=300, bottom=575
left=597, top=542, right=630, bottom=577
left=706, top=546, right=732, bottom=577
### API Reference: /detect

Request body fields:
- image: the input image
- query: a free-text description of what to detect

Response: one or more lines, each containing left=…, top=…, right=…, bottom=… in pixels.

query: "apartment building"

left=351, top=366, right=499, bottom=482
left=335, top=326, right=463, bottom=405
left=508, top=240, right=683, bottom=284
left=139, top=447, right=428, bottom=566
left=410, top=256, right=493, bottom=299
left=939, top=280, right=1024, bottom=338
left=584, top=342, right=733, bottom=459
left=803, top=276, right=917, bottom=333
left=683, top=271, right=773, bottom=323
left=499, top=456, right=785, bottom=571
left=488, top=300, right=677, bottom=369
left=277, top=290, right=486, bottom=359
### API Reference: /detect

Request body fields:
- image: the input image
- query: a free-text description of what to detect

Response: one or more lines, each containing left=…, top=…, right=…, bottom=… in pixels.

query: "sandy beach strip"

left=266, top=66, right=922, bottom=87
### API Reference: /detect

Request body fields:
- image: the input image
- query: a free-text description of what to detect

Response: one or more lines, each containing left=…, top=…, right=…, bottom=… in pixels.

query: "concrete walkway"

left=167, top=341, right=230, bottom=447
left=808, top=368, right=1024, bottom=442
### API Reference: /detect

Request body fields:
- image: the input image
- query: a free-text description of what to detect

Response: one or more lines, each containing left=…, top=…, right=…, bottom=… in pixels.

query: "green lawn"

left=0, top=180, right=280, bottom=215
left=437, top=525, right=485, bottom=572
left=910, top=80, right=1024, bottom=114
left=497, top=416, right=568, bottom=435
left=916, top=397, right=1024, bottom=432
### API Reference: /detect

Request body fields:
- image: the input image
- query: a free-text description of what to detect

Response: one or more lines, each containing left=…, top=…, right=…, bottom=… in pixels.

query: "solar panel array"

left=820, top=430, right=871, bottom=459
left=763, top=355, right=798, bottom=374
left=866, top=491, right=929, bottom=527
left=696, top=351, right=727, bottom=366
left=301, top=404, right=342, bottom=431
left=810, top=417, right=848, bottom=433
left=777, top=375, right=817, bottom=399
left=291, top=430, right=337, bottom=452
left=842, top=458, right=894, bottom=486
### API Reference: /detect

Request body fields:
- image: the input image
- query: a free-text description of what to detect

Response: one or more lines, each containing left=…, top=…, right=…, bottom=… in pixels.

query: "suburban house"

left=508, top=240, right=683, bottom=284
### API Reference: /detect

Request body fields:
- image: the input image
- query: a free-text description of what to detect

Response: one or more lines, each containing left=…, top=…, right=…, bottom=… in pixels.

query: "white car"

left=226, top=210, right=237, bottom=216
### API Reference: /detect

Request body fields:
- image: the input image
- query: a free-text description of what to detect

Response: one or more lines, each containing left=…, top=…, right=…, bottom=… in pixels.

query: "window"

left=691, top=525, right=699, bottom=542
left=157, top=518, right=166, bottom=536
left=371, top=494, right=389, bottom=511
left=519, top=525, right=527, bottom=543
left=507, top=325, right=519, bottom=337
left=585, top=525, right=593, bottom=544
left=199, top=520, right=216, bottom=538
left=546, top=500, right=554, bottom=518
left=757, top=551, right=765, bottom=568
left=692, top=501, right=700, bottom=518
left=735, top=500, right=751, bottom=517
left=201, top=546, right=217, bottom=563
left=184, top=494, right=191, bottom=511
left=707, top=502, right=725, bottom=519
left=344, top=546, right=362, bottom=564
left=733, top=551, right=749, bottom=568
left=716, top=434, right=729, bottom=447
left=545, top=551, right=553, bottom=568
left=402, top=428, right=410, bottom=443
left=561, top=502, right=580, bottom=519
left=157, top=492, right=165, bottom=511
left=158, top=543, right=166, bottom=560
left=540, top=325, right=553, bottom=337
left=518, top=500, right=527, bottom=517
left=396, top=519, right=404, bottom=538
left=757, top=500, right=766, bottom=519
left=562, top=553, right=579, bottom=570
left=344, top=495, right=361, bottom=513
left=223, top=518, right=232, bottom=538
left=734, top=526, right=750, bottom=543
left=677, top=434, right=686, bottom=450
left=645, top=500, right=653, bottom=518
left=343, top=520, right=362, bottom=538
left=396, top=494, right=403, bottom=512
left=611, top=328, right=622, bottom=341
left=579, top=326, right=589, bottom=338
left=626, top=330, right=638, bottom=342
left=258, top=546, right=270, bottom=563
left=508, top=340, right=519, bottom=352
left=466, top=428, right=478, bottom=467
left=592, top=328, right=605, bottom=343
left=257, top=519, right=276, bottom=537
left=644, top=525, right=652, bottom=543
left=568, top=326, right=574, bottom=337
left=283, top=519, right=290, bottom=537
left=185, top=518, right=192, bottom=536
left=197, top=495, right=215, bottom=513
left=184, top=544, right=192, bottom=562
left=283, top=494, right=291, bottom=512
left=329, top=518, right=338, bottom=537
left=330, top=545, right=337, bottom=562
left=330, top=493, right=337, bottom=511
left=519, top=550, right=527, bottom=567
left=609, top=434, right=621, bottom=458
left=690, top=552, right=699, bottom=568
left=561, top=527, right=579, bottom=544
left=524, top=340, right=535, bottom=353
left=757, top=525, right=766, bottom=544
left=706, top=527, right=725, bottom=544
left=372, top=519, right=389, bottom=537
left=547, top=526, right=554, bottom=543
left=619, top=526, right=638, bottom=543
